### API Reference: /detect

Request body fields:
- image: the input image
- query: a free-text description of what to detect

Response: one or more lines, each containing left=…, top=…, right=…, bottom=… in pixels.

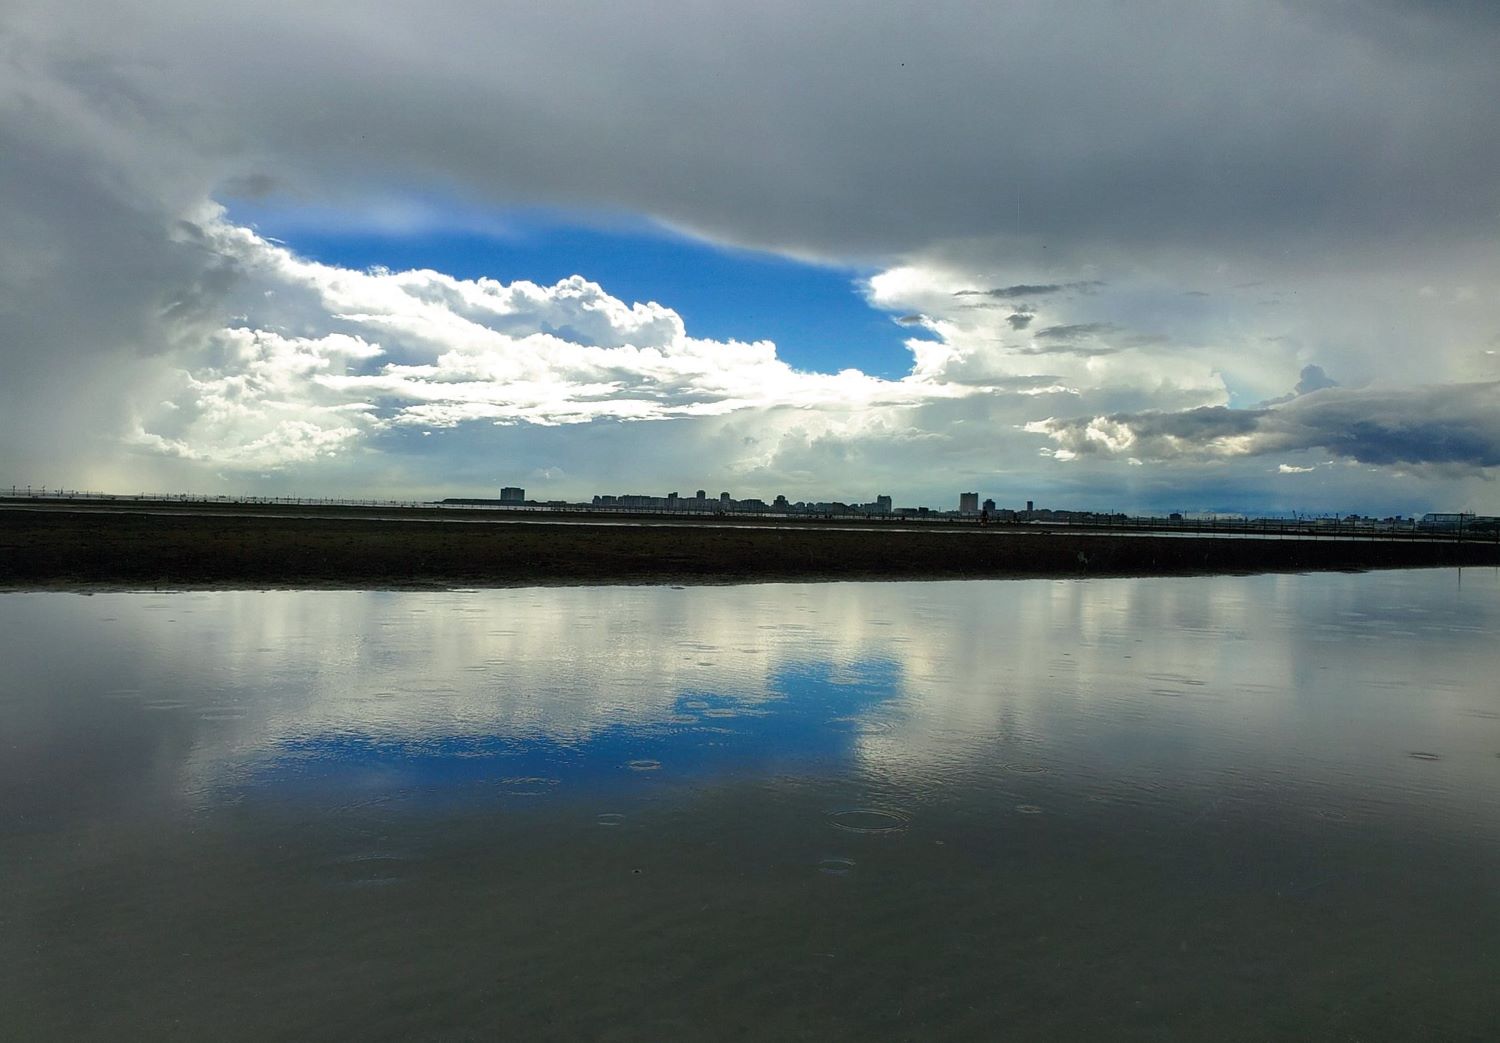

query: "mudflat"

left=3, top=504, right=1496, bottom=588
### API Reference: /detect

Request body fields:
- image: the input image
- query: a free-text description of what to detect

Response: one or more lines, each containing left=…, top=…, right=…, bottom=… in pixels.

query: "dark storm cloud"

left=956, top=284, right=1065, bottom=299
left=7, top=0, right=1493, bottom=265
left=1017, top=344, right=1123, bottom=358
left=217, top=172, right=280, bottom=200
left=1034, top=323, right=1117, bottom=341
left=955, top=281, right=1105, bottom=300
left=1294, top=364, right=1339, bottom=396
left=1258, top=363, right=1341, bottom=406
left=0, top=55, right=224, bottom=474
left=1034, top=383, right=1500, bottom=469
left=1278, top=384, right=1500, bottom=467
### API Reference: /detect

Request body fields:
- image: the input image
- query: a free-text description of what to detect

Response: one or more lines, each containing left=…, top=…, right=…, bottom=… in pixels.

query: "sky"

left=2, top=1, right=1499, bottom=514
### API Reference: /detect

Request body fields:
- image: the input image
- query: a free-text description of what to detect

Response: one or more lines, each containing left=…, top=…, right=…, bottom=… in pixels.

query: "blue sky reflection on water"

left=244, top=658, right=906, bottom=807
left=2, top=572, right=1499, bottom=836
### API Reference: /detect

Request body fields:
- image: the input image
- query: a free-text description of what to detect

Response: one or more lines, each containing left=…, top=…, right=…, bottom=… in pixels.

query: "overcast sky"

left=3, top=0, right=1498, bottom=513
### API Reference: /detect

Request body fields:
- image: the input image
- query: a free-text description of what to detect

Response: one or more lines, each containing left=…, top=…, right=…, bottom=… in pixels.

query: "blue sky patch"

left=225, top=202, right=926, bottom=379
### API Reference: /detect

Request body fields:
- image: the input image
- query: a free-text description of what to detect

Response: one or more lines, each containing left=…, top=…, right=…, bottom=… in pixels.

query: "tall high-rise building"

left=959, top=492, right=979, bottom=513
left=500, top=487, right=525, bottom=502
left=875, top=495, right=892, bottom=514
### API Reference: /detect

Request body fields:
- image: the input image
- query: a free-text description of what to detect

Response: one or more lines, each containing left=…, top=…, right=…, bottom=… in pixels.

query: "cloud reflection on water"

left=2, top=571, right=1498, bottom=825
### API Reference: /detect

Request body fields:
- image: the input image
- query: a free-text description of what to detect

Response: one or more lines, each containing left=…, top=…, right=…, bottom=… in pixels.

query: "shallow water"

left=3, top=570, right=1499, bottom=1039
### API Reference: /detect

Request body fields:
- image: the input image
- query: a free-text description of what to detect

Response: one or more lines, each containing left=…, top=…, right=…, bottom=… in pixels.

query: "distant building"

left=1026, top=500, right=1034, bottom=513
left=1419, top=512, right=1479, bottom=530
left=696, top=490, right=706, bottom=500
left=719, top=492, right=731, bottom=503
left=982, top=498, right=996, bottom=512
left=959, top=492, right=979, bottom=513
left=500, top=487, right=525, bottom=502
left=875, top=494, right=892, bottom=514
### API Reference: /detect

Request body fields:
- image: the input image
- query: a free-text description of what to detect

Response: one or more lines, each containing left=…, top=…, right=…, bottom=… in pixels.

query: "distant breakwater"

left=3, top=507, right=1497, bottom=588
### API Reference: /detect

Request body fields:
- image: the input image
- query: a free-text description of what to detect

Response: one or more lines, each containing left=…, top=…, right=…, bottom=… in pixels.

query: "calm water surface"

left=3, top=570, right=1499, bottom=1039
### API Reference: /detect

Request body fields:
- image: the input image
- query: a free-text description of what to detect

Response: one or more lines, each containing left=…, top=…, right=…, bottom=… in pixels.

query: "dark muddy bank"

left=3, top=507, right=1496, bottom=589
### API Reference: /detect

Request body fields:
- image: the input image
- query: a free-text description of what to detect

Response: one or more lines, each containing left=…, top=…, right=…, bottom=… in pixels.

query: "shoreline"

left=4, top=504, right=1498, bottom=590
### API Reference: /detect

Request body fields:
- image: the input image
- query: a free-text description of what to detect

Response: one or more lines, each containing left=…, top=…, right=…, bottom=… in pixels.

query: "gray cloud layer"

left=955, top=283, right=1104, bottom=300
left=8, top=0, right=1500, bottom=263
left=1031, top=383, right=1500, bottom=469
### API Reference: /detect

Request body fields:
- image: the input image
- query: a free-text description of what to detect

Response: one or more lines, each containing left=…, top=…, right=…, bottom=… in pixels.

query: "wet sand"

left=3, top=503, right=1496, bottom=588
